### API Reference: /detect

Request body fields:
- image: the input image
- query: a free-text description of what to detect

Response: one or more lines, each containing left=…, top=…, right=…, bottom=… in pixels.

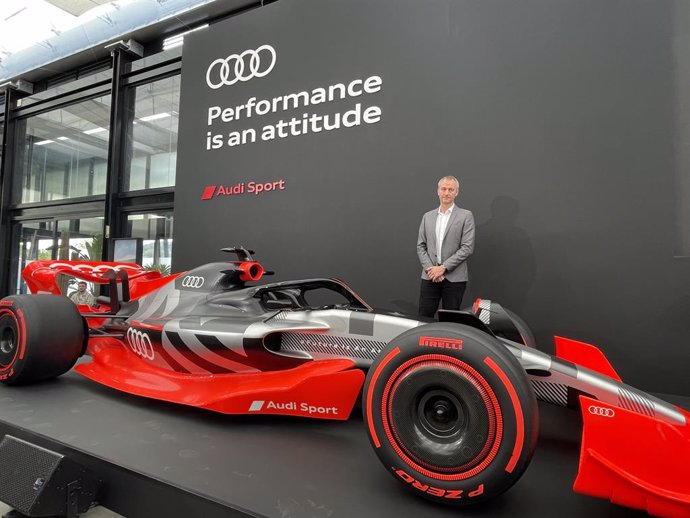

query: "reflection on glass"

left=57, top=217, right=104, bottom=262
left=126, top=212, right=173, bottom=273
left=113, top=238, right=141, bottom=263
left=13, top=220, right=56, bottom=294
left=11, top=217, right=104, bottom=295
left=12, top=95, right=111, bottom=204
left=125, top=76, right=180, bottom=191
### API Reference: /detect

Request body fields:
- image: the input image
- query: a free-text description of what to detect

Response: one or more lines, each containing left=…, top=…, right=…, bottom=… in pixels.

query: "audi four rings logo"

left=588, top=405, right=615, bottom=418
left=181, top=276, right=205, bottom=288
left=206, top=44, right=276, bottom=89
left=126, top=328, right=155, bottom=360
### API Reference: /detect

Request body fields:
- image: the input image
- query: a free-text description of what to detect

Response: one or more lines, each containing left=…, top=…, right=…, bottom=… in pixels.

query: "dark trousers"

left=418, top=279, right=467, bottom=318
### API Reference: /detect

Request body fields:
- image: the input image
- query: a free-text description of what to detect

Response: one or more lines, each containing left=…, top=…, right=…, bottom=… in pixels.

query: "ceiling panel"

left=0, top=0, right=255, bottom=84
left=45, top=0, right=111, bottom=17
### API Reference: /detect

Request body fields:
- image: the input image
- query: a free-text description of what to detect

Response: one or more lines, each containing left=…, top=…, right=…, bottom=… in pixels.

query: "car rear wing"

left=22, top=260, right=156, bottom=295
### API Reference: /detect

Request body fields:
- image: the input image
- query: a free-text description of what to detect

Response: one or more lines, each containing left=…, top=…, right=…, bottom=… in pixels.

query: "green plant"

left=144, top=263, right=171, bottom=275
left=81, top=232, right=103, bottom=261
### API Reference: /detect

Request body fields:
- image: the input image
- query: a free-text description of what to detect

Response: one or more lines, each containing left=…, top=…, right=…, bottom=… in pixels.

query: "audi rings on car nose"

left=126, top=328, right=155, bottom=360
left=181, top=276, right=205, bottom=288
left=206, top=44, right=276, bottom=89
left=588, top=405, right=615, bottom=417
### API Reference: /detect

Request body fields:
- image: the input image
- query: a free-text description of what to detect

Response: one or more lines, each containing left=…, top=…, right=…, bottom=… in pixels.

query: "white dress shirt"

left=435, top=205, right=454, bottom=264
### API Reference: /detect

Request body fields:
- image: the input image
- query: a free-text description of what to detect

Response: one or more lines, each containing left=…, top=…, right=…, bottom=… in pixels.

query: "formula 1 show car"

left=1, top=247, right=688, bottom=516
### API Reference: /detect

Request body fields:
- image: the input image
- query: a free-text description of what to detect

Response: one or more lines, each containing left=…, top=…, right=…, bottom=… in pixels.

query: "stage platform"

left=0, top=367, right=685, bottom=518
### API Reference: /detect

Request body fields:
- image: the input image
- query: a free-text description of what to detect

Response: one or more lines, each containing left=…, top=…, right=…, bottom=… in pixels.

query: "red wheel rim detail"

left=380, top=353, right=504, bottom=481
left=367, top=347, right=401, bottom=448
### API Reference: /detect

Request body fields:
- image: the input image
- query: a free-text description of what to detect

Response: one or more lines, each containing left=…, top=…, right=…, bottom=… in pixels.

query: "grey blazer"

left=417, top=205, right=475, bottom=282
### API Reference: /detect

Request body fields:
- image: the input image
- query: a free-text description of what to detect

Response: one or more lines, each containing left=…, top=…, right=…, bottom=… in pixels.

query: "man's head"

left=77, top=281, right=87, bottom=292
left=437, top=176, right=460, bottom=207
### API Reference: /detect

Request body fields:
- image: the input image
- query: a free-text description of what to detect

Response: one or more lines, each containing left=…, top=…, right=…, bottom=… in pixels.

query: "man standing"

left=69, top=281, right=96, bottom=306
left=417, top=176, right=475, bottom=318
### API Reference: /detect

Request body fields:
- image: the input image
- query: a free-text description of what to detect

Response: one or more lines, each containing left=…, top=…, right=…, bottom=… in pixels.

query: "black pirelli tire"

left=363, top=322, right=538, bottom=506
left=0, top=295, right=86, bottom=385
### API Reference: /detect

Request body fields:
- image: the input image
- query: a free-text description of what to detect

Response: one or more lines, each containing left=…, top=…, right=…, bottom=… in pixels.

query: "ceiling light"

left=139, top=112, right=170, bottom=122
left=162, top=23, right=208, bottom=51
left=163, top=36, right=184, bottom=51
left=57, top=136, right=69, bottom=141
left=35, top=139, right=54, bottom=145
left=83, top=127, right=106, bottom=134
left=4, top=7, right=27, bottom=22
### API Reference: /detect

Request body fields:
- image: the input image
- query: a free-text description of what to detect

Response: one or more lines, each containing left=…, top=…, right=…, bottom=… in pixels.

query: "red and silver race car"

left=1, top=247, right=688, bottom=516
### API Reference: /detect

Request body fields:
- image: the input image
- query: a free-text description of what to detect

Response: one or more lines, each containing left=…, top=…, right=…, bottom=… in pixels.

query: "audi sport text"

left=201, top=180, right=286, bottom=200
left=249, top=400, right=339, bottom=416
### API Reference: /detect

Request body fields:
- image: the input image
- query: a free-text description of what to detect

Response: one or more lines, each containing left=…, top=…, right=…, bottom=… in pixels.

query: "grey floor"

left=0, top=502, right=122, bottom=517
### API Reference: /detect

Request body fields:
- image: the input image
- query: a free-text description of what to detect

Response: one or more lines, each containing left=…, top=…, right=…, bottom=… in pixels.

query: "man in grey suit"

left=417, top=176, right=475, bottom=318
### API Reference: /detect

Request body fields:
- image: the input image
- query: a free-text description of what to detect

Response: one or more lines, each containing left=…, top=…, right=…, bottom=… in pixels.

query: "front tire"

left=363, top=322, right=538, bottom=506
left=0, top=295, right=85, bottom=385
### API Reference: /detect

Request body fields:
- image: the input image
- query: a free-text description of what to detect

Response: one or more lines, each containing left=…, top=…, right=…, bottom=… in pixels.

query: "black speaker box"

left=0, top=435, right=99, bottom=517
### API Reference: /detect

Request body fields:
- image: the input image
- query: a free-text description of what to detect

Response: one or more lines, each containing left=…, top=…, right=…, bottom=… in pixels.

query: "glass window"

left=57, top=217, right=104, bottom=299
left=11, top=220, right=56, bottom=294
left=12, top=95, right=111, bottom=204
left=56, top=217, right=105, bottom=262
left=10, top=217, right=104, bottom=295
left=125, top=212, right=173, bottom=274
left=124, top=76, right=180, bottom=191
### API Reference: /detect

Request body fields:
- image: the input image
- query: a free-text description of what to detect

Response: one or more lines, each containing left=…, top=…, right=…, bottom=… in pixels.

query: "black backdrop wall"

left=174, top=0, right=690, bottom=395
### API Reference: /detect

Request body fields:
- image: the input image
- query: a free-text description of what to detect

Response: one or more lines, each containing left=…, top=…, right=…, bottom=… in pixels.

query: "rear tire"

left=0, top=295, right=85, bottom=385
left=363, top=322, right=538, bottom=506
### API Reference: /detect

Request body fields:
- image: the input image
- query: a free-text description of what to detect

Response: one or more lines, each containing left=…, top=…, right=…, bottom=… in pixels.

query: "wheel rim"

left=0, top=312, right=19, bottom=368
left=417, top=389, right=464, bottom=438
left=382, top=354, right=503, bottom=480
left=0, top=327, right=15, bottom=354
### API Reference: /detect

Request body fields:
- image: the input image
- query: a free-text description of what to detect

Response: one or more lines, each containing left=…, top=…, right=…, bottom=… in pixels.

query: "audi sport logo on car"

left=181, top=276, right=205, bottom=288
left=588, top=405, right=615, bottom=418
left=206, top=44, right=276, bottom=90
left=126, top=328, right=155, bottom=360
left=418, top=336, right=463, bottom=350
left=248, top=400, right=339, bottom=416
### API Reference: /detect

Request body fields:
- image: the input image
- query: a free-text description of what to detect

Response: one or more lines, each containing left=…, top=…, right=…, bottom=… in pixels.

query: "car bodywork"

left=15, top=251, right=690, bottom=517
